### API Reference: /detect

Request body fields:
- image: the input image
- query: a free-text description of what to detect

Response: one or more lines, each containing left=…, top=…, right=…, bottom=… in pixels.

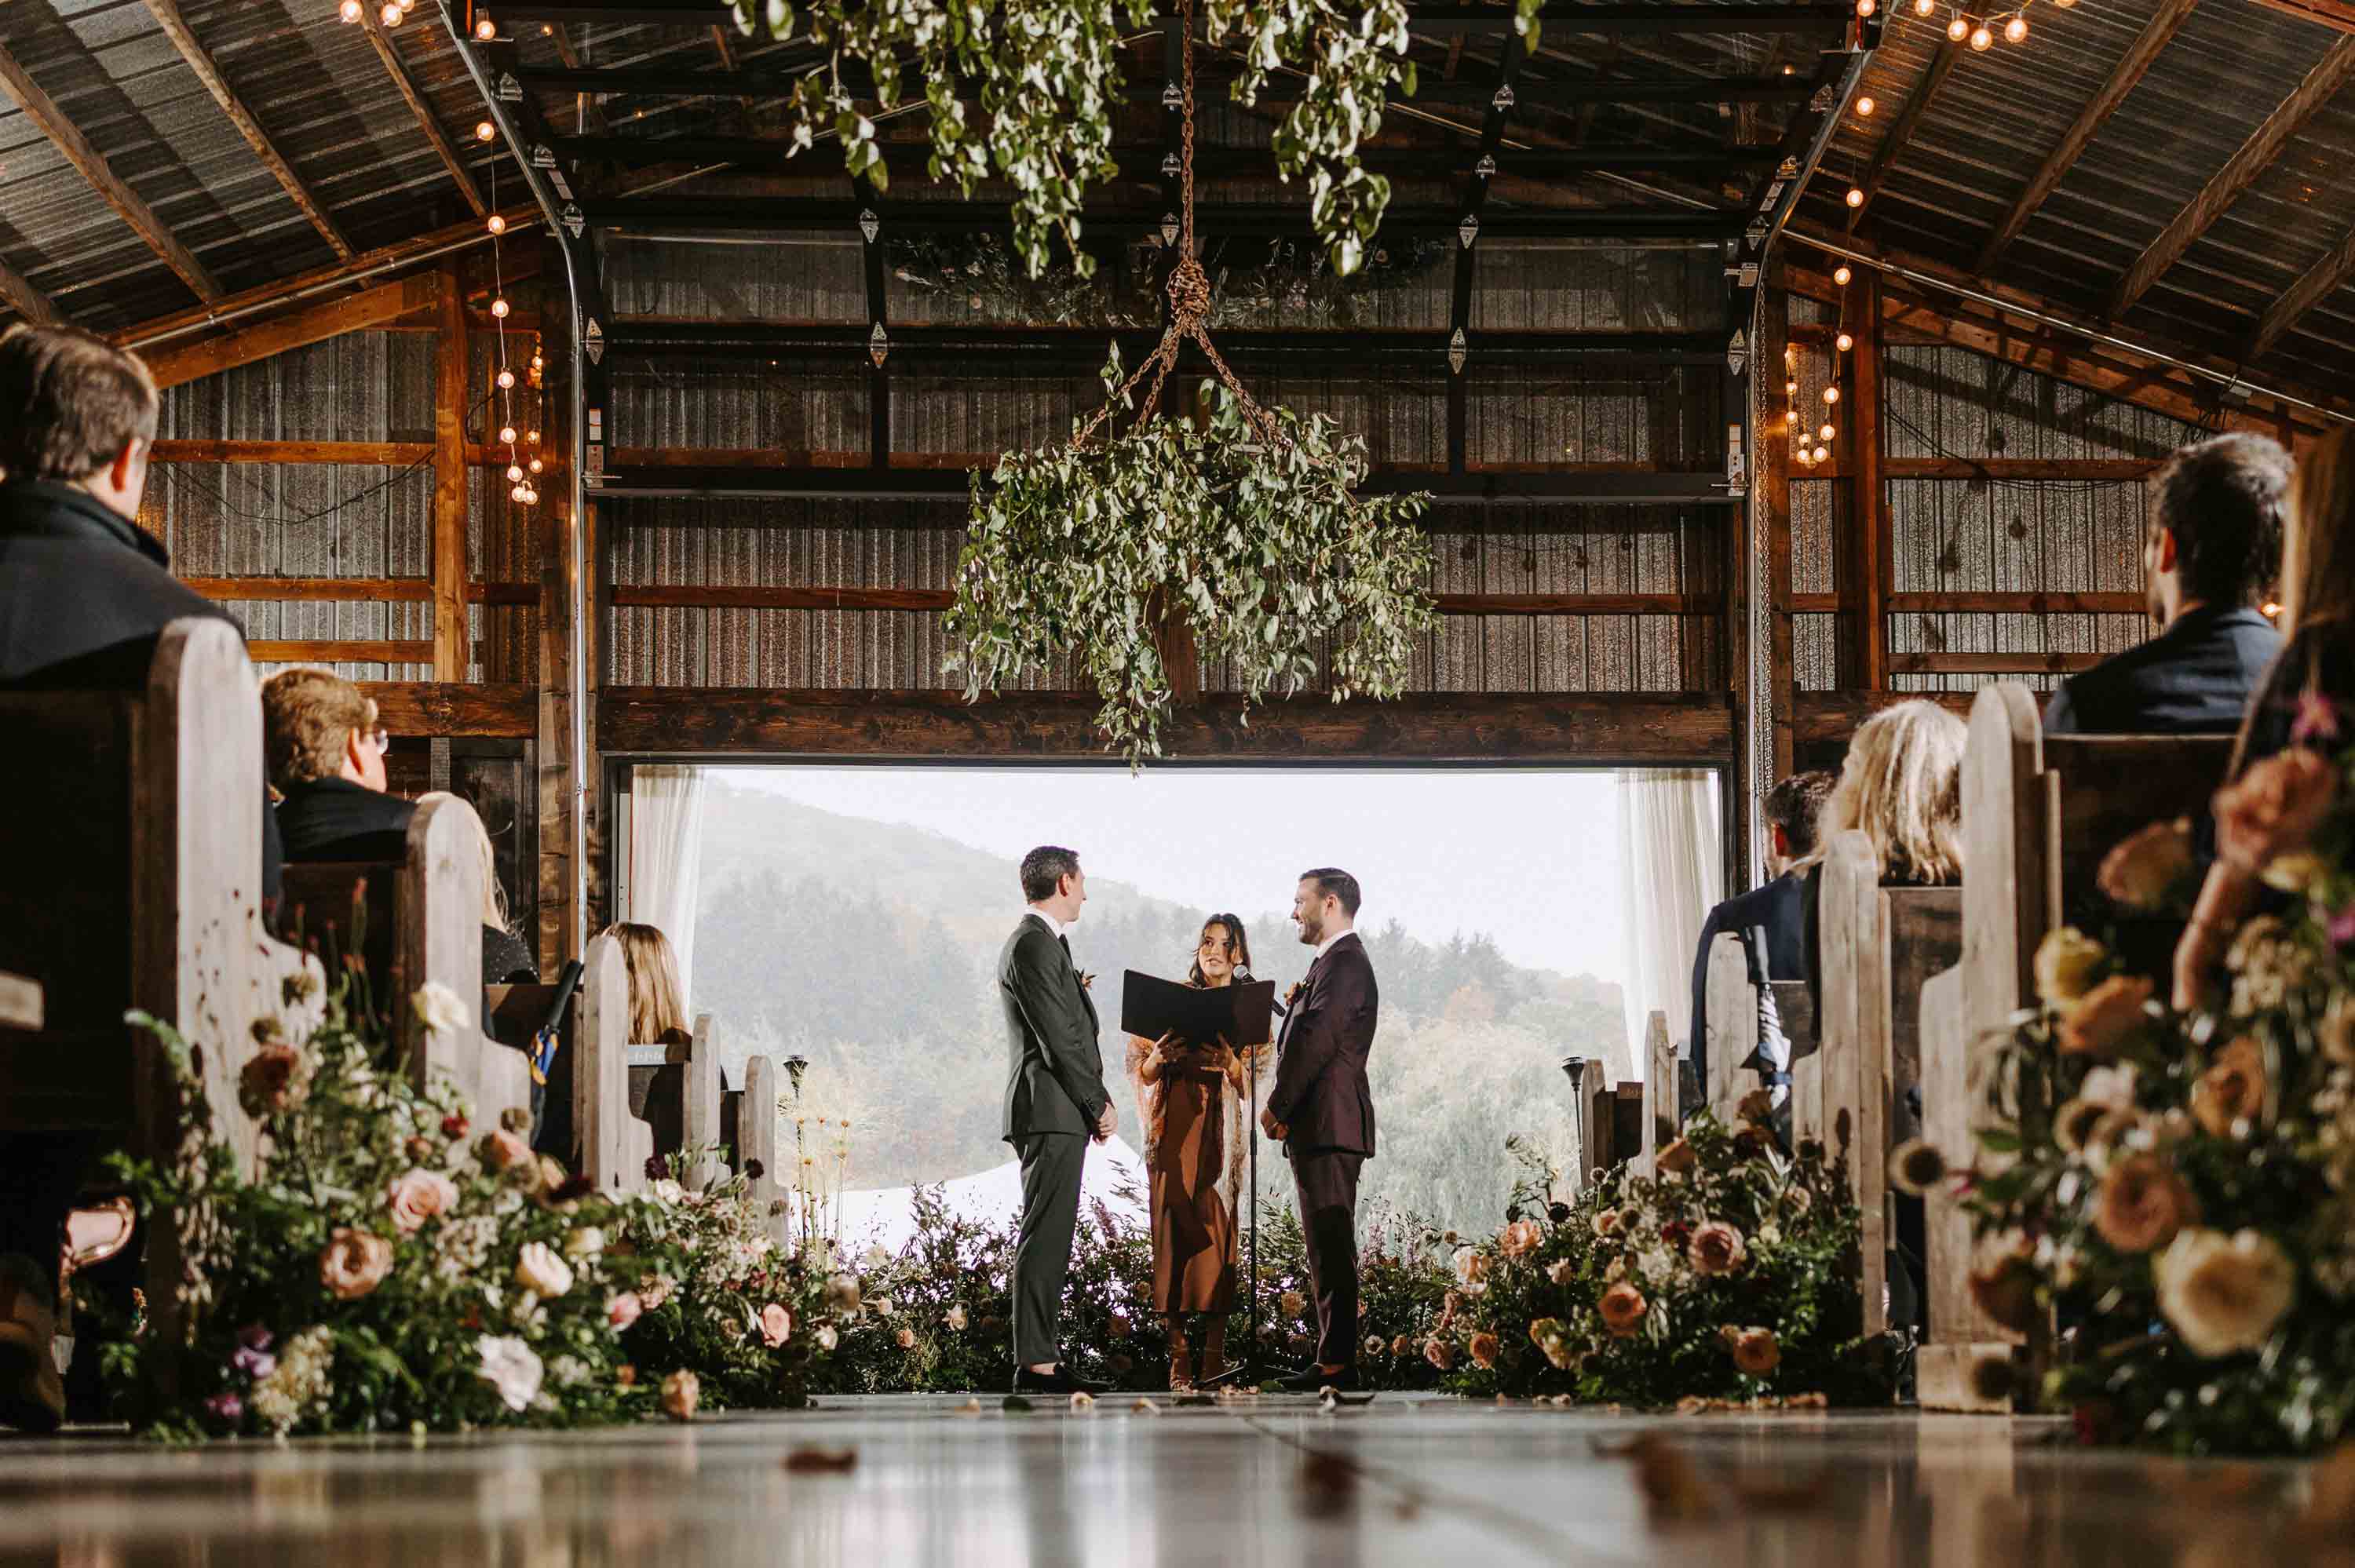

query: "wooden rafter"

left=2109, top=35, right=2355, bottom=317
left=1975, top=0, right=2200, bottom=274
left=2253, top=219, right=2355, bottom=360
left=708, top=24, right=739, bottom=70
left=141, top=0, right=353, bottom=261
left=1845, top=34, right=1960, bottom=229
left=545, top=24, right=609, bottom=134
left=2248, top=0, right=2355, bottom=30
left=357, top=6, right=489, bottom=217
left=0, top=37, right=221, bottom=300
left=139, top=271, right=442, bottom=388
left=0, top=253, right=54, bottom=323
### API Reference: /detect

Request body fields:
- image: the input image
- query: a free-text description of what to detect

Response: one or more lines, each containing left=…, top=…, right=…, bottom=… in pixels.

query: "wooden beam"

left=246, top=640, right=434, bottom=663
left=2109, top=35, right=2355, bottom=317
left=1886, top=590, right=2146, bottom=614
left=141, top=0, right=353, bottom=261
left=545, top=23, right=610, bottom=134
left=0, top=36, right=221, bottom=300
left=362, top=680, right=536, bottom=738
left=1882, top=456, right=2162, bottom=480
left=2249, top=0, right=2355, bottom=28
left=357, top=5, right=488, bottom=217
left=2252, top=218, right=2355, bottom=360
left=603, top=585, right=1722, bottom=615
left=1794, top=689, right=1973, bottom=746
left=433, top=263, right=470, bottom=682
left=597, top=688, right=1736, bottom=762
left=1846, top=35, right=1960, bottom=229
left=139, top=272, right=441, bottom=388
left=152, top=439, right=433, bottom=465
left=0, top=253, right=55, bottom=324
left=1851, top=272, right=1887, bottom=688
left=182, top=576, right=535, bottom=605
left=1976, top=0, right=2200, bottom=274
left=1888, top=651, right=2106, bottom=675
left=1762, top=271, right=1795, bottom=778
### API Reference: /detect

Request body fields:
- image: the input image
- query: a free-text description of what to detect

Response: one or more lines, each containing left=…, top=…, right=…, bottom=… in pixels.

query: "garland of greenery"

left=730, top=0, right=1543, bottom=278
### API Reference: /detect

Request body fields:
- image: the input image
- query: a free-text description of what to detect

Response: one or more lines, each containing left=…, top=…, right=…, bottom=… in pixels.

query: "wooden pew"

left=740, top=1053, right=790, bottom=1246
left=0, top=618, right=319, bottom=1354
left=1806, top=829, right=1961, bottom=1347
left=276, top=796, right=531, bottom=1127
left=628, top=1012, right=728, bottom=1187
left=1700, top=934, right=1759, bottom=1124
left=1916, top=684, right=2234, bottom=1411
left=574, top=932, right=648, bottom=1194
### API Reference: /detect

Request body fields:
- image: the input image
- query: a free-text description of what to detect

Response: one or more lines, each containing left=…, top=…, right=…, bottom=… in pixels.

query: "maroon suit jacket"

left=1267, top=931, right=1378, bottom=1158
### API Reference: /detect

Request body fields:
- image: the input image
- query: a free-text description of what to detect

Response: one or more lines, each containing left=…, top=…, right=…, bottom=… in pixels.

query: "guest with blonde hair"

left=415, top=792, right=536, bottom=986
left=2174, top=427, right=2355, bottom=1008
left=608, top=921, right=690, bottom=1048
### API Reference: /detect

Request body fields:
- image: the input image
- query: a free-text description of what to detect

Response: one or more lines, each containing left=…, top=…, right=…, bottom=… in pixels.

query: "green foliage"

left=946, top=374, right=1437, bottom=766
left=1433, top=1118, right=1897, bottom=1408
left=729, top=0, right=1543, bottom=279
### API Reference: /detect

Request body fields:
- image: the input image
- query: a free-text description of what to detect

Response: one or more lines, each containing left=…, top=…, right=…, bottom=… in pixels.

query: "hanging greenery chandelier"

left=944, top=0, right=1439, bottom=765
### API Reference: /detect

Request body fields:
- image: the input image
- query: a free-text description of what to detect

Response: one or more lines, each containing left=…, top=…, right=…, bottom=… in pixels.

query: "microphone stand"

left=1200, top=1021, right=1276, bottom=1392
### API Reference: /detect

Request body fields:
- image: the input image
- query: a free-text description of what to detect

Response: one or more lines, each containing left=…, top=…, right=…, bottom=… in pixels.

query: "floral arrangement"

left=947, top=373, right=1436, bottom=766
left=1931, top=702, right=2355, bottom=1454
left=1432, top=1120, right=1894, bottom=1407
left=92, top=982, right=838, bottom=1437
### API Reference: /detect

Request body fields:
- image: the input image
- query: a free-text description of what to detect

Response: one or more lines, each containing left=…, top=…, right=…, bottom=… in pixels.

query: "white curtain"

left=630, top=765, right=708, bottom=1008
left=1616, top=769, right=1724, bottom=1081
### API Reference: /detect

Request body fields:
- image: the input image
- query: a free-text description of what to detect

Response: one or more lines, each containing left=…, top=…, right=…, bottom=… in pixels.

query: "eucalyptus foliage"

left=731, top=0, right=1544, bottom=277
left=944, top=357, right=1437, bottom=765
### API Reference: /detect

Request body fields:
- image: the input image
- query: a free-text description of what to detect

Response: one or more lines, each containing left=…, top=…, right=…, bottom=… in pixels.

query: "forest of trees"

left=692, top=784, right=1630, bottom=1228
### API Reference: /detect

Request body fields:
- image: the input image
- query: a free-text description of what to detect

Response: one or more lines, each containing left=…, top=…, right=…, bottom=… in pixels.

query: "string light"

left=486, top=213, right=506, bottom=236
left=496, top=368, right=516, bottom=389
left=1824, top=385, right=1841, bottom=405
left=1856, top=0, right=1875, bottom=13
left=1833, top=264, right=1853, bottom=286
left=475, top=121, right=496, bottom=143
left=1970, top=22, right=1992, bottom=48
left=1836, top=331, right=1856, bottom=352
left=525, top=428, right=539, bottom=445
left=1946, top=13, right=1968, bottom=39
left=379, top=1, right=401, bottom=25
left=1856, top=96, right=1876, bottom=117
left=506, top=464, right=524, bottom=483
left=528, top=458, right=543, bottom=475
left=511, top=484, right=529, bottom=503
left=338, top=0, right=360, bottom=20
left=1913, top=0, right=1934, bottom=12
left=490, top=297, right=509, bottom=319
left=1846, top=187, right=1865, bottom=209
left=1820, top=422, right=1837, bottom=442
left=498, top=424, right=517, bottom=445
left=2004, top=13, right=2028, bottom=41
left=2263, top=600, right=2282, bottom=618
left=475, top=15, right=497, bottom=38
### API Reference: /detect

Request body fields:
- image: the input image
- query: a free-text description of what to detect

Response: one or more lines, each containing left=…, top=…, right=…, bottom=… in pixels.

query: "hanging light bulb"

left=1856, top=0, right=1875, bottom=13
left=487, top=213, right=506, bottom=236
left=1786, top=378, right=1799, bottom=395
left=380, top=1, right=402, bottom=24
left=511, top=484, right=528, bottom=503
left=1833, top=264, right=1853, bottom=286
left=475, top=121, right=496, bottom=143
left=528, top=458, right=543, bottom=475
left=506, top=463, right=524, bottom=482
left=1856, top=96, right=1877, bottom=118
left=1823, top=385, right=1842, bottom=405
left=1813, top=445, right=1830, bottom=464
left=2003, top=12, right=2028, bottom=41
left=496, top=368, right=516, bottom=390
left=490, top=297, right=509, bottom=319
left=475, top=15, right=497, bottom=38
left=1836, top=330, right=1856, bottom=352
left=1970, top=22, right=1993, bottom=48
left=1947, top=13, right=1969, bottom=40
left=1820, top=422, right=1837, bottom=442
left=1846, top=186, right=1866, bottom=209
left=1913, top=0, right=1935, bottom=13
left=524, top=486, right=539, bottom=504
left=525, top=428, right=539, bottom=444
left=339, top=0, right=361, bottom=20
left=498, top=424, right=518, bottom=444
left=2262, top=599, right=2282, bottom=618
left=530, top=353, right=543, bottom=370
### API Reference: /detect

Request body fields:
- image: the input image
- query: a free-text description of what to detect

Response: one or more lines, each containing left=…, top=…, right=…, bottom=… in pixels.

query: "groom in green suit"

left=999, top=845, right=1117, bottom=1395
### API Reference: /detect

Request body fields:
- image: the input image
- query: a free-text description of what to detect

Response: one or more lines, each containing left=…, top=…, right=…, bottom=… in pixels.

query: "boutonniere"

left=1079, top=972, right=1096, bottom=991
left=1284, top=981, right=1306, bottom=1007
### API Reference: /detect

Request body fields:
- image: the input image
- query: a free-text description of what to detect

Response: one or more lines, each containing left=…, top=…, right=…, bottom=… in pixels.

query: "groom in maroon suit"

left=1261, top=867, right=1379, bottom=1392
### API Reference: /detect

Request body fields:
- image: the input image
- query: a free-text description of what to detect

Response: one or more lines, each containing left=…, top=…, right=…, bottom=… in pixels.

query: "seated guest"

left=2044, top=432, right=2287, bottom=736
left=2175, top=427, right=2355, bottom=1008
left=417, top=791, right=538, bottom=986
left=263, top=669, right=414, bottom=862
left=1682, top=769, right=1835, bottom=1122
left=0, top=325, right=284, bottom=1432
left=611, top=921, right=692, bottom=1159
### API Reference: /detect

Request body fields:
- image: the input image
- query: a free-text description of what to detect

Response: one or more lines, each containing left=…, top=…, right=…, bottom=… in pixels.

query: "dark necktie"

left=1059, top=935, right=1072, bottom=965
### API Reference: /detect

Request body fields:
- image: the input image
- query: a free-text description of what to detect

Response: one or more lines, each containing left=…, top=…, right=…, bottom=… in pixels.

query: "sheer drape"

left=1615, top=769, right=1724, bottom=1079
left=630, top=765, right=708, bottom=1007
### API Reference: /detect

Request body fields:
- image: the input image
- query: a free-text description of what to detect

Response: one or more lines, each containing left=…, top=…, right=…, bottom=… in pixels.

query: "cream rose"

left=2154, top=1228, right=2295, bottom=1358
left=756, top=1304, right=790, bottom=1347
left=2098, top=819, right=2195, bottom=910
left=411, top=981, right=473, bottom=1038
left=2091, top=1155, right=2197, bottom=1254
left=1547, top=1258, right=1575, bottom=1286
left=2035, top=928, right=2108, bottom=1006
left=386, top=1169, right=458, bottom=1234
left=1454, top=1248, right=1490, bottom=1288
left=515, top=1242, right=575, bottom=1298
left=944, top=1305, right=968, bottom=1331
left=1687, top=1221, right=1747, bottom=1277
left=318, top=1227, right=394, bottom=1300
left=2058, top=975, right=2153, bottom=1058
left=476, top=1334, right=543, bottom=1413
left=661, top=1369, right=700, bottom=1422
left=565, top=1227, right=607, bottom=1260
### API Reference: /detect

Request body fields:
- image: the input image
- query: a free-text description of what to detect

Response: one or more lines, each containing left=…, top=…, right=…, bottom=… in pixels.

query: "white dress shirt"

left=1311, top=927, right=1353, bottom=964
left=1024, top=906, right=1068, bottom=941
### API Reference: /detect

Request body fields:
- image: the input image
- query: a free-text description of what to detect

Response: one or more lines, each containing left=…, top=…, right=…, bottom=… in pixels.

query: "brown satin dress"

left=1126, top=1035, right=1251, bottom=1315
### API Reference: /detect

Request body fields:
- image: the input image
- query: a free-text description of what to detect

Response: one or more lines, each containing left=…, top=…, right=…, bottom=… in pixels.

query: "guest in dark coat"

left=0, top=324, right=282, bottom=1432
left=2044, top=433, right=2287, bottom=738
left=262, top=667, right=414, bottom=862
left=1263, top=868, right=1379, bottom=1393
left=1684, top=770, right=1835, bottom=1118
left=2176, top=428, right=2355, bottom=1010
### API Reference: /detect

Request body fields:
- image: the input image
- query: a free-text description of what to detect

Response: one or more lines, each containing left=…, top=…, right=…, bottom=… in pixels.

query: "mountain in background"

left=692, top=779, right=1628, bottom=1226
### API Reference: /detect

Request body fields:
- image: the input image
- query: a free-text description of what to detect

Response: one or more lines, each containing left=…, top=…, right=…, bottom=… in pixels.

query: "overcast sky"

left=718, top=764, right=1628, bottom=979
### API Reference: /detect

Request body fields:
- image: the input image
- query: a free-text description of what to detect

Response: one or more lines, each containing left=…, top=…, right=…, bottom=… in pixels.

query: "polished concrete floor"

left=1, top=1395, right=2346, bottom=1568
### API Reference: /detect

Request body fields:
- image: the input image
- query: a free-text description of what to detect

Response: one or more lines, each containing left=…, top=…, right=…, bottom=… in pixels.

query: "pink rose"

left=607, top=1292, right=644, bottom=1331
left=1423, top=1338, right=1456, bottom=1372
left=1688, top=1222, right=1747, bottom=1277
left=386, top=1169, right=458, bottom=1234
left=895, top=1326, right=917, bottom=1351
left=661, top=1369, right=699, bottom=1422
left=1469, top=1331, right=1500, bottom=1369
left=1597, top=1282, right=1648, bottom=1338
left=237, top=1045, right=309, bottom=1118
left=480, top=1129, right=531, bottom=1172
left=319, top=1227, right=394, bottom=1300
left=759, top=1303, right=792, bottom=1348
left=2214, top=749, right=2339, bottom=876
left=1498, top=1219, right=1543, bottom=1260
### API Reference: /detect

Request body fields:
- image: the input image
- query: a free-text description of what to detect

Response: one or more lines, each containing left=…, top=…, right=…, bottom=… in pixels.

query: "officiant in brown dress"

left=1125, top=915, right=1259, bottom=1389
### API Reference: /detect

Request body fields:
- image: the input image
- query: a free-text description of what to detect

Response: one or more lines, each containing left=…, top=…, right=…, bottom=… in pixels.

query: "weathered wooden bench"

left=276, top=794, right=532, bottom=1127
left=1916, top=684, right=2233, bottom=1410
left=0, top=618, right=319, bottom=1353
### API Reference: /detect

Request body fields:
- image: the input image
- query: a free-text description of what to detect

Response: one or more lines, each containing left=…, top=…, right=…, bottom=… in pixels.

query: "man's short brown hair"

left=1765, top=770, right=1837, bottom=859
left=261, top=668, right=376, bottom=789
left=0, top=323, right=159, bottom=482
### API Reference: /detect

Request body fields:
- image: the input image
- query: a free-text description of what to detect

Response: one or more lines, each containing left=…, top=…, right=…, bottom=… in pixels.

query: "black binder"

left=1118, top=972, right=1276, bottom=1048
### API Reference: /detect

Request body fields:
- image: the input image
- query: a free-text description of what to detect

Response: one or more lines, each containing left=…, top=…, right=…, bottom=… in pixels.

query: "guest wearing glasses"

left=261, top=667, right=416, bottom=863
left=1125, top=914, right=1258, bottom=1389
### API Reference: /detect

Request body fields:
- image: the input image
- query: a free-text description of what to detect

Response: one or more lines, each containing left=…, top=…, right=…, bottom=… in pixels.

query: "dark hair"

left=1187, top=914, right=1253, bottom=986
left=0, top=323, right=159, bottom=482
left=1764, top=770, right=1837, bottom=858
left=2151, top=432, right=2289, bottom=611
left=1298, top=867, right=1361, bottom=918
left=1020, top=845, right=1081, bottom=903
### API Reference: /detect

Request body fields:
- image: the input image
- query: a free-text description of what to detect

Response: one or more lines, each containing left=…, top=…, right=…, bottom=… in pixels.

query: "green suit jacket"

left=999, top=912, right=1110, bottom=1142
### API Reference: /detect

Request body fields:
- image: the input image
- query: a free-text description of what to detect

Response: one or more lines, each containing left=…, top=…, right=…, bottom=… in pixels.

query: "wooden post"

left=1851, top=272, right=1888, bottom=690
left=576, top=930, right=633, bottom=1193
left=537, top=262, right=578, bottom=975
left=1642, top=1008, right=1677, bottom=1167
left=1702, top=932, right=1758, bottom=1123
left=432, top=263, right=469, bottom=682
left=1761, top=268, right=1795, bottom=779
left=1817, top=827, right=1886, bottom=1338
left=742, top=1055, right=787, bottom=1244
left=681, top=1012, right=723, bottom=1187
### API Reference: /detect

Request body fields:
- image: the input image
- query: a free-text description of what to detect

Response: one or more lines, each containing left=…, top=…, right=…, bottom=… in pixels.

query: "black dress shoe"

left=1275, top=1364, right=1356, bottom=1393
left=1012, top=1364, right=1109, bottom=1396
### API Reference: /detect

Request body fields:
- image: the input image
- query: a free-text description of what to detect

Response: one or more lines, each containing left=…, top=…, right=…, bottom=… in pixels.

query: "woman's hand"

left=2173, top=918, right=2228, bottom=1013
left=1151, top=1031, right=1182, bottom=1065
